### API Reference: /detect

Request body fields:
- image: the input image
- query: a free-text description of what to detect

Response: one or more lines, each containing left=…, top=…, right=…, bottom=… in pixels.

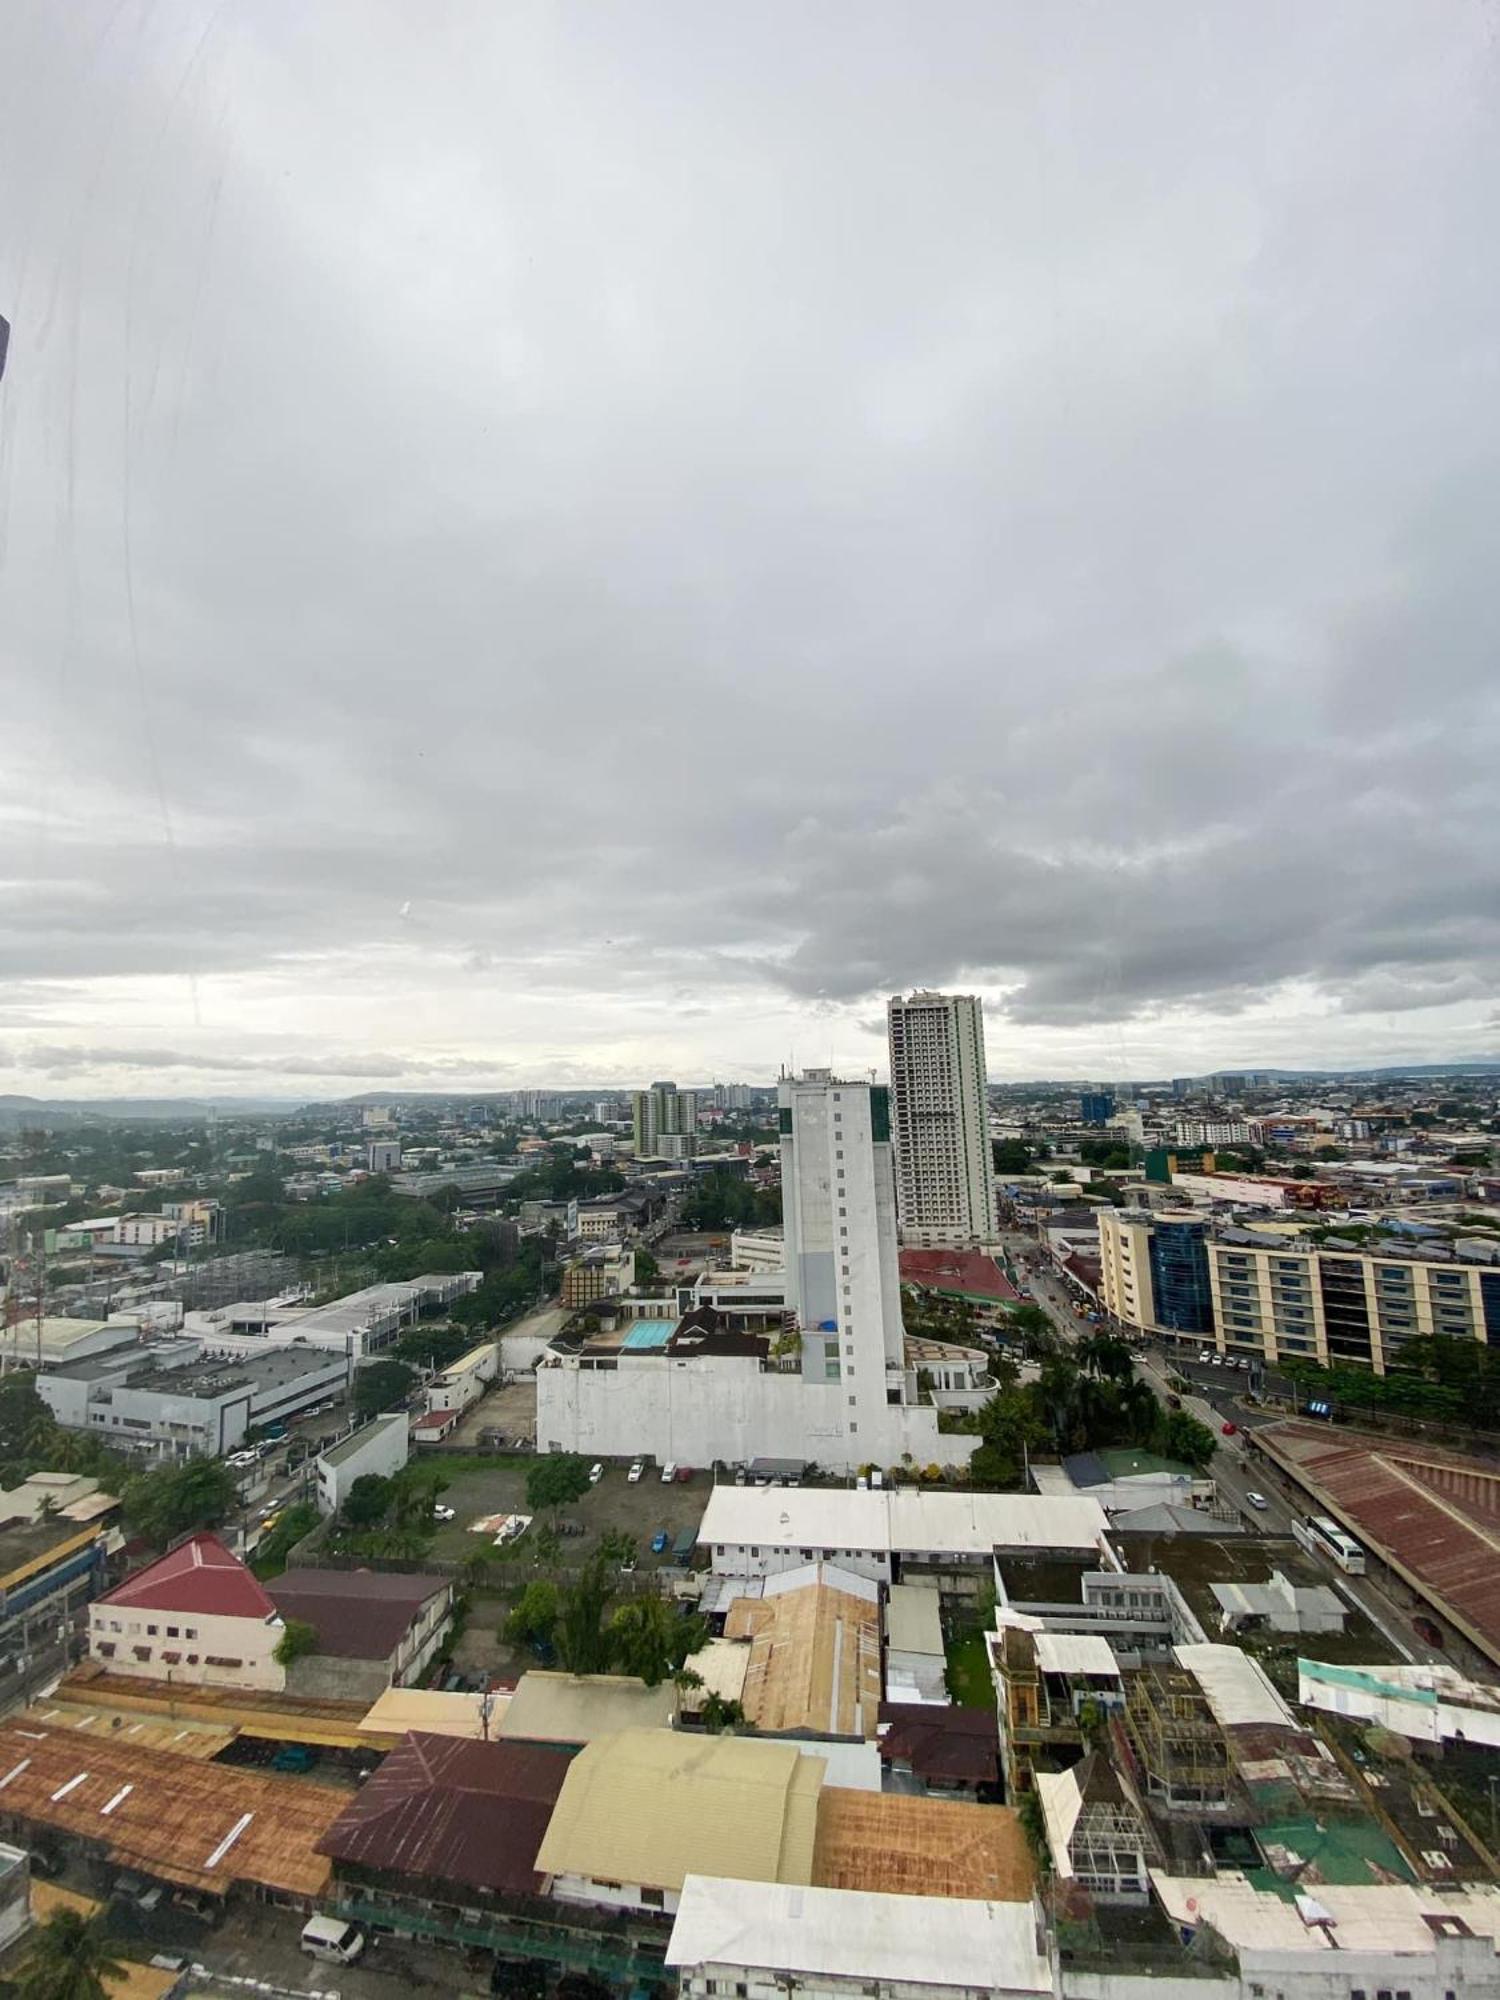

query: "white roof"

left=886, top=1584, right=945, bottom=1657
left=666, top=1876, right=1051, bottom=1992
left=1175, top=1643, right=1294, bottom=1729
left=1152, top=1874, right=1500, bottom=1956
left=763, top=1560, right=879, bottom=1605
left=697, top=1486, right=1109, bottom=1558
left=1033, top=1768, right=1083, bottom=1879
left=1033, top=1632, right=1120, bottom=1679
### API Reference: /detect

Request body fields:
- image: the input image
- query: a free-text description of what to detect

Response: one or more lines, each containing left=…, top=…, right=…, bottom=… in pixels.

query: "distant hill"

left=0, top=1094, right=298, bottom=1127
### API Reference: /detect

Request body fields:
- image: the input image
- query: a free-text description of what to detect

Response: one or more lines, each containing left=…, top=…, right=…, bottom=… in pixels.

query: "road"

left=1000, top=1228, right=1440, bottom=1667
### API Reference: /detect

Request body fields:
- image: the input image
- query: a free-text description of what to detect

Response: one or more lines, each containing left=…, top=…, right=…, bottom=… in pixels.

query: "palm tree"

left=16, top=1908, right=127, bottom=2000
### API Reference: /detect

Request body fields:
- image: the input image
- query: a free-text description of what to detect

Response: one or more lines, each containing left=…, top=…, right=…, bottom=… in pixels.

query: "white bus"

left=1294, top=1513, right=1366, bottom=1574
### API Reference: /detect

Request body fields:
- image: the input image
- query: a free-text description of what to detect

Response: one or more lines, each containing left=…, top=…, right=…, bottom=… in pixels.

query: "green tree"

left=599, top=1528, right=638, bottom=1569
left=992, top=1140, right=1034, bottom=1175
left=124, top=1457, right=240, bottom=1547
left=608, top=1595, right=706, bottom=1686
left=15, top=1907, right=128, bottom=2000
left=1156, top=1409, right=1219, bottom=1471
left=256, top=1502, right=318, bottom=1570
left=506, top=1579, right=561, bottom=1650
left=556, top=1556, right=615, bottom=1674
left=341, top=1474, right=393, bottom=1528
left=699, top=1692, right=746, bottom=1732
left=633, top=1248, right=660, bottom=1286
left=274, top=1617, right=319, bottom=1666
left=525, top=1453, right=593, bottom=1515
left=352, top=1359, right=417, bottom=1418
left=1075, top=1334, right=1133, bottom=1382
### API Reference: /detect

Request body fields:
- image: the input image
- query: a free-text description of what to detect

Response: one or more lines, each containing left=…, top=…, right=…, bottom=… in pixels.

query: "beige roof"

left=885, top=1583, right=944, bottom=1658
left=681, top=1637, right=752, bottom=1709
left=725, top=1575, right=882, bottom=1739
left=535, top=1728, right=825, bottom=1893
left=497, top=1671, right=675, bottom=1745
left=358, top=1685, right=511, bottom=1742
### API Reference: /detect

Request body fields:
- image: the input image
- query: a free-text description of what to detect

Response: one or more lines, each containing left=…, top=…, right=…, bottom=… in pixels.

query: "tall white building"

left=632, top=1081, right=698, bottom=1159
left=886, top=991, right=998, bottom=1248
left=780, top=1068, right=907, bottom=1449
left=536, top=1069, right=976, bottom=1472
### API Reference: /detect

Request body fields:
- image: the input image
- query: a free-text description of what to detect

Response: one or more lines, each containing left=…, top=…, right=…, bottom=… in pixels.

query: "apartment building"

left=886, top=991, right=998, bottom=1248
left=1097, top=1210, right=1500, bottom=1372
left=632, top=1081, right=698, bottom=1160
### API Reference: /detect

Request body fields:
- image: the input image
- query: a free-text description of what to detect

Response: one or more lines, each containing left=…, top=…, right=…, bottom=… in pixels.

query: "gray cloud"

left=1, top=2, right=1497, bottom=1086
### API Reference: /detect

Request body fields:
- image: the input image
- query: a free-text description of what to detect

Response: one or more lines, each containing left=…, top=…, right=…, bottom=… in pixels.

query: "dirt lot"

left=444, top=1376, right=537, bottom=1447
left=425, top=1456, right=713, bottom=1569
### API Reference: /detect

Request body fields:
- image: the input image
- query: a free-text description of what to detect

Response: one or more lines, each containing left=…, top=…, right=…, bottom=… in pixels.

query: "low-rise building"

left=698, top=1487, right=1111, bottom=1586
left=1209, top=1569, right=1346, bottom=1637
left=1297, top=1657, right=1500, bottom=1749
left=884, top=1582, right=948, bottom=1705
left=268, top=1568, right=452, bottom=1695
left=559, top=1243, right=635, bottom=1310
left=1034, top=1753, right=1155, bottom=1904
left=723, top=1563, right=881, bottom=1739
left=535, top=1729, right=825, bottom=1915
left=315, top=1412, right=410, bottom=1517
left=424, top=1338, right=498, bottom=1415
left=39, top=1340, right=350, bottom=1459
left=875, top=1704, right=998, bottom=1795
left=0, top=1503, right=114, bottom=1696
left=88, top=1532, right=285, bottom=1691
left=496, top=1671, right=676, bottom=1747
left=667, top=1876, right=1051, bottom=2000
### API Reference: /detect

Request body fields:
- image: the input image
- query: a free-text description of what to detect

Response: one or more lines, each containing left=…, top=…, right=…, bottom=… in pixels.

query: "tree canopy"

left=15, top=1907, right=127, bottom=2000
left=525, top=1453, right=593, bottom=1514
left=123, top=1457, right=241, bottom=1547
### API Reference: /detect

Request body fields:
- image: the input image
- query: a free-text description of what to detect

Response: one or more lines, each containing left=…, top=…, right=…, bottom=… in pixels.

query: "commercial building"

left=1079, top=1091, right=1115, bottom=1126
left=0, top=1502, right=113, bottom=1697
left=1097, top=1209, right=1500, bottom=1371
left=537, top=1072, right=974, bottom=1473
left=367, top=1139, right=402, bottom=1173
left=723, top=1564, right=882, bottom=1739
left=496, top=1671, right=676, bottom=1747
left=667, top=1877, right=1052, bottom=2000
left=424, top=1337, right=499, bottom=1414
left=184, top=1271, right=480, bottom=1360
left=1172, top=1119, right=1261, bottom=1148
left=810, top=1787, right=1032, bottom=1899
left=886, top=991, right=998, bottom=1247
left=38, top=1340, right=350, bottom=1459
left=632, top=1080, right=698, bottom=1160
left=89, top=1533, right=286, bottom=1691
left=559, top=1243, right=635, bottom=1309
left=315, top=1412, right=410, bottom=1517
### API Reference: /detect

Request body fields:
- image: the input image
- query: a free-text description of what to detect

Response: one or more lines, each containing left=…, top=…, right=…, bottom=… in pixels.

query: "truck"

left=671, top=1527, right=696, bottom=1564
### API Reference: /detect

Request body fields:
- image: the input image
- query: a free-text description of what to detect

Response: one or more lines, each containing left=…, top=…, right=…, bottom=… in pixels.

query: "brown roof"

left=876, top=1703, right=999, bottom=1785
left=811, top=1788, right=1033, bottom=1900
left=724, top=1576, right=881, bottom=1739
left=270, top=1569, right=450, bottom=1662
left=1254, top=1422, right=1500, bottom=1667
left=318, top=1732, right=571, bottom=1895
left=0, top=1722, right=341, bottom=1898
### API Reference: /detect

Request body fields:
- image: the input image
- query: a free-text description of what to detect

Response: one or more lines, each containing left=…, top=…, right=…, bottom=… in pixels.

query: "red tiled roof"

left=317, top=1732, right=570, bottom=1894
left=99, top=1532, right=278, bottom=1622
left=1254, top=1422, right=1500, bottom=1668
left=898, top=1250, right=1019, bottom=1302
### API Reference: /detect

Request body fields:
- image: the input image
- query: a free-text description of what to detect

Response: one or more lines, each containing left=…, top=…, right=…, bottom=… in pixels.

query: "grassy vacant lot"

left=944, top=1626, right=996, bottom=1709
left=424, top=1455, right=714, bottom=1569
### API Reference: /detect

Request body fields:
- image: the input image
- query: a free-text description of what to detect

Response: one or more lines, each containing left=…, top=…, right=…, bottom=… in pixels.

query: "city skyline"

left=2, top=4, right=1498, bottom=1099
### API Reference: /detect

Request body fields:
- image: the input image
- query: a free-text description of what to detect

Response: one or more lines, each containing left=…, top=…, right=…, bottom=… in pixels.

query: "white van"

left=300, top=1915, right=365, bottom=1964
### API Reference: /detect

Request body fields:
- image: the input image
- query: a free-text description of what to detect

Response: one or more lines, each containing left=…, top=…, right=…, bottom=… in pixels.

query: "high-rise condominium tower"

left=886, top=990, right=998, bottom=1246
left=632, top=1081, right=698, bottom=1159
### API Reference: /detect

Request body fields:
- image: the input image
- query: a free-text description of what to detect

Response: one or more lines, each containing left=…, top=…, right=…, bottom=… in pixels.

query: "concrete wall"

left=316, top=1412, right=411, bottom=1516
left=536, top=1353, right=972, bottom=1476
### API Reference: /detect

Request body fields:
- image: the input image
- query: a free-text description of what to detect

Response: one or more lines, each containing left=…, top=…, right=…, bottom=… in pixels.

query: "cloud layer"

left=1, top=3, right=1497, bottom=1092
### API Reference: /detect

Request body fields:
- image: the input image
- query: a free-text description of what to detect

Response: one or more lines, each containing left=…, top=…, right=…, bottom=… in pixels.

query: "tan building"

left=1097, top=1209, right=1500, bottom=1373
left=723, top=1563, right=881, bottom=1739
left=88, top=1532, right=286, bottom=1692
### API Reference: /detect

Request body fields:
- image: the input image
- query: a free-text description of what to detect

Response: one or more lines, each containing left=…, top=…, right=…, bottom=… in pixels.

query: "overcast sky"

left=1, top=2, right=1497, bottom=1097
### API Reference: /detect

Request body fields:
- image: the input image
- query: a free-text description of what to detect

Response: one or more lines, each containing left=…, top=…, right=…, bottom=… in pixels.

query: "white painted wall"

left=88, top=1603, right=284, bottom=1691
left=536, top=1353, right=972, bottom=1476
left=316, top=1412, right=411, bottom=1516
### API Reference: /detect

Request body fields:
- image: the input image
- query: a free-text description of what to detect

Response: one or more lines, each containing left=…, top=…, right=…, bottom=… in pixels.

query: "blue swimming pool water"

left=621, top=1318, right=676, bottom=1351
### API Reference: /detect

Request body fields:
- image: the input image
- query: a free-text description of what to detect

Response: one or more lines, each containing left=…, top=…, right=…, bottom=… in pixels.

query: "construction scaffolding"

left=1121, top=1663, right=1233, bottom=1811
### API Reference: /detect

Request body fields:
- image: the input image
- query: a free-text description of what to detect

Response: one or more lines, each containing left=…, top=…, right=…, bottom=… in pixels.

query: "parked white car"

left=627, top=1460, right=645, bottom=1484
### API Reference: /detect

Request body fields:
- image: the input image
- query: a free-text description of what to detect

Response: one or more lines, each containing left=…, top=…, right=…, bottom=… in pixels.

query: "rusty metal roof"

left=1256, top=1422, right=1500, bottom=1667
left=318, top=1732, right=571, bottom=1896
left=0, top=1722, right=342, bottom=1899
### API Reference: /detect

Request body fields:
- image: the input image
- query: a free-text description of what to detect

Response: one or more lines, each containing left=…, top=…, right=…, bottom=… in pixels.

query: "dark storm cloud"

left=0, top=0, right=1497, bottom=1080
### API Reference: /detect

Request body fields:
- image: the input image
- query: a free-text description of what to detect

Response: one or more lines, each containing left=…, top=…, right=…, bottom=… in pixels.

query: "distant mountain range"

left=0, top=1094, right=299, bottom=1127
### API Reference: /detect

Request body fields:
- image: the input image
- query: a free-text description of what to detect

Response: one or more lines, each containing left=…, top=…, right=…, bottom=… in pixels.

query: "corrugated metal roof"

left=1175, top=1643, right=1295, bottom=1729
left=0, top=1721, right=340, bottom=1898
left=666, top=1875, right=1050, bottom=1991
left=1256, top=1422, right=1500, bottom=1667
left=496, top=1672, right=675, bottom=1745
left=698, top=1487, right=1109, bottom=1558
left=885, top=1584, right=944, bottom=1658
left=318, top=1732, right=570, bottom=1895
left=724, top=1577, right=882, bottom=1739
left=99, top=1533, right=277, bottom=1622
left=534, top=1729, right=824, bottom=1893
left=269, top=1568, right=449, bottom=1661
